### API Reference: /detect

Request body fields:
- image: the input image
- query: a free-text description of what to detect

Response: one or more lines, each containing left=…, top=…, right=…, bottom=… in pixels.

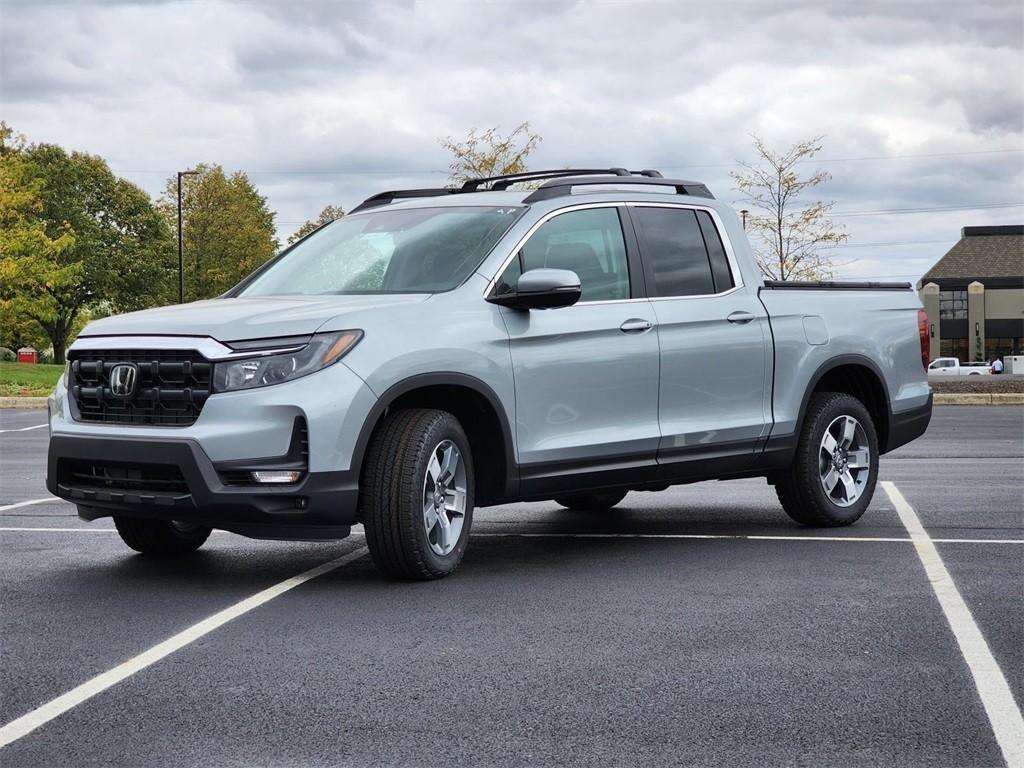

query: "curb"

left=933, top=393, right=1024, bottom=406
left=0, top=397, right=48, bottom=409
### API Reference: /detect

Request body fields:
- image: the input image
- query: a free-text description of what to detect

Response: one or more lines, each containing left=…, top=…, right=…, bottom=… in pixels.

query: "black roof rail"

left=523, top=175, right=714, bottom=203
left=348, top=167, right=705, bottom=213
left=349, top=187, right=456, bottom=214
left=461, top=168, right=647, bottom=192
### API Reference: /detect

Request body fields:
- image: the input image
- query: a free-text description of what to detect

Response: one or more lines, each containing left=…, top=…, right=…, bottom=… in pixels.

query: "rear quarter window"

left=632, top=207, right=715, bottom=297
left=696, top=211, right=735, bottom=293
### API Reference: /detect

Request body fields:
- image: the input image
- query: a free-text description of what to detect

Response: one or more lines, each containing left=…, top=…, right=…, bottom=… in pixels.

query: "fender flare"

left=349, top=372, right=519, bottom=501
left=792, top=353, right=893, bottom=450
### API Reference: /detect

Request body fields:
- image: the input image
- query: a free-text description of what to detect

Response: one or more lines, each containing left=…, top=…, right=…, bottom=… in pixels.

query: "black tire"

left=113, top=517, right=211, bottom=555
left=775, top=392, right=879, bottom=527
left=361, top=408, right=475, bottom=580
left=554, top=489, right=628, bottom=511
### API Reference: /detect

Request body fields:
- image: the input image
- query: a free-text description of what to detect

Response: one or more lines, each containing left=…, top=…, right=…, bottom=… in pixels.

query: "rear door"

left=627, top=203, right=771, bottom=479
left=491, top=204, right=661, bottom=493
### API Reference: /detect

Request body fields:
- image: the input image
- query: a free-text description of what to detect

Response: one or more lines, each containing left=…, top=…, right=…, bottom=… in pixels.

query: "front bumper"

left=47, top=433, right=360, bottom=540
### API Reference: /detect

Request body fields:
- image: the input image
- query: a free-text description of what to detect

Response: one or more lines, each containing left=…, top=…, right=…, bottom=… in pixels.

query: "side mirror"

left=487, top=268, right=582, bottom=310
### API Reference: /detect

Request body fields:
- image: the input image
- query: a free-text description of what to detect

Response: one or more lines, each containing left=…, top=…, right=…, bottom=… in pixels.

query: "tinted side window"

left=497, top=207, right=630, bottom=302
left=633, top=207, right=714, bottom=297
left=696, top=211, right=735, bottom=292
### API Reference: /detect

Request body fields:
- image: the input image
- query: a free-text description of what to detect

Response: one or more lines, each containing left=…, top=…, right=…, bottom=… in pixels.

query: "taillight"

left=918, top=309, right=929, bottom=370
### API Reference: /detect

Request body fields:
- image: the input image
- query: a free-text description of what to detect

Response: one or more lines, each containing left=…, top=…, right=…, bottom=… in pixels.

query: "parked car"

left=47, top=168, right=933, bottom=579
left=927, top=357, right=992, bottom=376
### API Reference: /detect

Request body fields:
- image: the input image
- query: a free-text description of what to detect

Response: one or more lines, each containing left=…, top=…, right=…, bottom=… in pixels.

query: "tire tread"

left=361, top=408, right=471, bottom=580
left=775, top=391, right=877, bottom=527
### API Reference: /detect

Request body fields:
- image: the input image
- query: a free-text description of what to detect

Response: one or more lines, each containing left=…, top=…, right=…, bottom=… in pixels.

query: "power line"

left=275, top=203, right=1023, bottom=227
left=820, top=239, right=952, bottom=249
left=838, top=274, right=929, bottom=277
left=830, top=202, right=1023, bottom=217
left=663, top=147, right=1024, bottom=170
left=109, top=147, right=1024, bottom=177
left=114, top=168, right=450, bottom=176
left=805, top=147, right=1024, bottom=162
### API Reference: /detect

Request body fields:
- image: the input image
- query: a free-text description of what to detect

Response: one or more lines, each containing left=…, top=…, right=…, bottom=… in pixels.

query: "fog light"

left=251, top=470, right=302, bottom=484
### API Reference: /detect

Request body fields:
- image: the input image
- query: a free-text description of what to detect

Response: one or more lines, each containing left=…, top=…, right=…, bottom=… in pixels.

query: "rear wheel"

left=113, top=517, right=211, bottom=555
left=554, top=489, right=628, bottom=511
left=361, top=408, right=474, bottom=580
left=775, top=392, right=878, bottom=527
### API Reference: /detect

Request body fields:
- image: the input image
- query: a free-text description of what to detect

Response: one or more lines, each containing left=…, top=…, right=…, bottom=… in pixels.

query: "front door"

left=491, top=204, right=661, bottom=495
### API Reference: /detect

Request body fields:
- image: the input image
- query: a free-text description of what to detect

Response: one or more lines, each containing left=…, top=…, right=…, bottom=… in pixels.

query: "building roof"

left=922, top=225, right=1024, bottom=283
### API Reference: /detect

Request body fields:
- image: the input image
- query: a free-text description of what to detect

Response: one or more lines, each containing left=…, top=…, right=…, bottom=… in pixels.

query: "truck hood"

left=78, top=294, right=430, bottom=343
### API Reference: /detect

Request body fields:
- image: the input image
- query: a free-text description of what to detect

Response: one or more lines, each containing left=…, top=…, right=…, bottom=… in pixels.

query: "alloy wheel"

left=421, top=439, right=468, bottom=556
left=818, top=415, right=871, bottom=508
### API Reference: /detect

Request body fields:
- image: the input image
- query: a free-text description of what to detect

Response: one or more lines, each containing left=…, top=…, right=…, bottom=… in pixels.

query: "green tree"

left=287, top=204, right=345, bottom=245
left=0, top=127, right=77, bottom=353
left=160, top=165, right=278, bottom=300
left=731, top=135, right=849, bottom=281
left=0, top=126, right=171, bottom=363
left=440, top=121, right=542, bottom=186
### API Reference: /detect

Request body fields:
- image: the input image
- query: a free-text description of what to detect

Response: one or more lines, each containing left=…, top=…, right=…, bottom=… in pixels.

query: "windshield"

left=238, top=205, right=525, bottom=296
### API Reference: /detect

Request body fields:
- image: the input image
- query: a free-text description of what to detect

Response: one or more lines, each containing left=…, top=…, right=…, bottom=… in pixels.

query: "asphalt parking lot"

left=1, top=405, right=1021, bottom=767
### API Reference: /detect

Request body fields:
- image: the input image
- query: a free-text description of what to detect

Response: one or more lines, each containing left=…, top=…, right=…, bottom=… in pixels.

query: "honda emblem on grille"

left=109, top=364, right=138, bottom=398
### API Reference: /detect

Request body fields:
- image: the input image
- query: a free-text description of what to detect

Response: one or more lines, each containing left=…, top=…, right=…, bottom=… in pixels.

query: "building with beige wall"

left=918, top=225, right=1024, bottom=362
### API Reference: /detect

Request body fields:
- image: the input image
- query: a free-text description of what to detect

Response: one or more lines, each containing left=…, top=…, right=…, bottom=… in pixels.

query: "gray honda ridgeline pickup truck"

left=47, top=168, right=932, bottom=579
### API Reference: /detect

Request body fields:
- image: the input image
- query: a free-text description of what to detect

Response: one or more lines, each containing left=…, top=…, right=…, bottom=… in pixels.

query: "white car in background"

left=927, top=357, right=991, bottom=376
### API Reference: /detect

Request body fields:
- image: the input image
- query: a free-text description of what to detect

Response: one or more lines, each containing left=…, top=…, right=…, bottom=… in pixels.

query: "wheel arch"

left=796, top=354, right=893, bottom=453
left=351, top=373, right=518, bottom=506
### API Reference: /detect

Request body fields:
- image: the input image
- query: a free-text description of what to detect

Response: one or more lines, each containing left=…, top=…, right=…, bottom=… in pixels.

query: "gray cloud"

left=2, top=0, right=1022, bottom=282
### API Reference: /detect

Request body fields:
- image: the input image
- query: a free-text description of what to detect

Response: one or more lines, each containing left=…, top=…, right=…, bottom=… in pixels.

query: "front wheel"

left=775, top=392, right=879, bottom=527
left=361, top=408, right=474, bottom=580
left=113, top=517, right=211, bottom=555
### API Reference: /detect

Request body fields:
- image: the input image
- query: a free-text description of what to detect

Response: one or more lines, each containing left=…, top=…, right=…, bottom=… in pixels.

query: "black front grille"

left=69, top=349, right=212, bottom=426
left=61, top=459, right=189, bottom=495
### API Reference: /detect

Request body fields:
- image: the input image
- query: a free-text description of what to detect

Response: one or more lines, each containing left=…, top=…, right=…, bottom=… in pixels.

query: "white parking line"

left=0, top=527, right=114, bottom=532
left=883, top=481, right=1024, bottom=768
left=0, top=423, right=47, bottom=433
left=0, top=498, right=56, bottom=512
left=468, top=532, right=1024, bottom=544
left=0, top=546, right=369, bottom=749
left=0, top=528, right=234, bottom=536
left=1, top=526, right=1022, bottom=545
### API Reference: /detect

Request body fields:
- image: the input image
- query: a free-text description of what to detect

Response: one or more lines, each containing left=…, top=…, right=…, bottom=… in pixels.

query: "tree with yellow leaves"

left=287, top=204, right=346, bottom=245
left=440, top=122, right=542, bottom=186
left=731, top=136, right=849, bottom=281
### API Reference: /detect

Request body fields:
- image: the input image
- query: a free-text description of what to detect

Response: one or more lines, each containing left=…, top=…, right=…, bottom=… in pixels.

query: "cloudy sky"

left=2, top=0, right=1022, bottom=282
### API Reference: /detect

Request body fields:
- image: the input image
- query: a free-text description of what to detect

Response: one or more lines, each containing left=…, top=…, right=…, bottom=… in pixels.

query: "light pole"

left=177, top=170, right=199, bottom=303
left=740, top=209, right=749, bottom=230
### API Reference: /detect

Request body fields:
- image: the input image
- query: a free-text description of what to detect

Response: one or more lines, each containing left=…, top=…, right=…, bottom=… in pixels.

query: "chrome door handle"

left=620, top=318, right=653, bottom=333
left=727, top=311, right=754, bottom=325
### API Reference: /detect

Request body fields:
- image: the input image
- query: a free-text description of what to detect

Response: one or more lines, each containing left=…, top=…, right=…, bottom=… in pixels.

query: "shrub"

left=0, top=347, right=15, bottom=362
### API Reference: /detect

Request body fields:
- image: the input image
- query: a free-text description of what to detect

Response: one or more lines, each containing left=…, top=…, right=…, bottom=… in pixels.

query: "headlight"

left=213, top=330, right=362, bottom=392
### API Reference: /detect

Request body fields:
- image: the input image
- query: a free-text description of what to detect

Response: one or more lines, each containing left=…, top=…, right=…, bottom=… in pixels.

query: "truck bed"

left=756, top=283, right=931, bottom=441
